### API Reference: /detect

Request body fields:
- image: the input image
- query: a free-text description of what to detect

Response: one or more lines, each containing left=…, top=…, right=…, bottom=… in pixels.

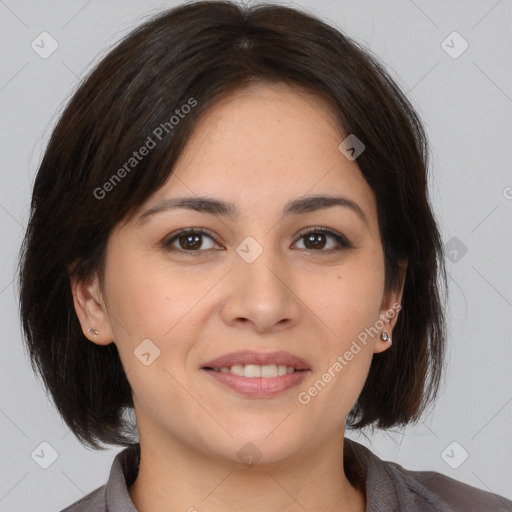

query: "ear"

left=374, top=260, right=408, bottom=354
left=69, top=271, right=114, bottom=346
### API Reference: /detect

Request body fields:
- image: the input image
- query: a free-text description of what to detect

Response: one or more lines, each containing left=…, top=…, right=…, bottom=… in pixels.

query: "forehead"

left=138, top=82, right=378, bottom=229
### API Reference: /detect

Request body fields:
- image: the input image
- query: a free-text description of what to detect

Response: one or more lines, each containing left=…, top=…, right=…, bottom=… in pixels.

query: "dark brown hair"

left=18, top=0, right=448, bottom=450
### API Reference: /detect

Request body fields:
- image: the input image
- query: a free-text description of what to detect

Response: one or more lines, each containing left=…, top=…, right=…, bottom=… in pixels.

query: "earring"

left=88, top=327, right=99, bottom=337
left=380, top=332, right=392, bottom=345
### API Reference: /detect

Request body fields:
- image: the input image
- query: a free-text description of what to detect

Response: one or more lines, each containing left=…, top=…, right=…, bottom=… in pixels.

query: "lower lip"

left=201, top=369, right=310, bottom=398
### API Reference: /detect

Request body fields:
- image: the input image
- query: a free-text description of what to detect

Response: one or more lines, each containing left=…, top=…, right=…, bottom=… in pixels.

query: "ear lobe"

left=69, top=273, right=114, bottom=346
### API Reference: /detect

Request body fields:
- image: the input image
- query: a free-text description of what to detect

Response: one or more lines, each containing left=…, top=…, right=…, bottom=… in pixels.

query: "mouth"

left=200, top=350, right=311, bottom=398
left=201, top=350, right=311, bottom=374
left=202, top=364, right=305, bottom=378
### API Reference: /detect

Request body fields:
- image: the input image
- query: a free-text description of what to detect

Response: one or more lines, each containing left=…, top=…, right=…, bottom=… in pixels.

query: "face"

left=73, top=82, right=405, bottom=465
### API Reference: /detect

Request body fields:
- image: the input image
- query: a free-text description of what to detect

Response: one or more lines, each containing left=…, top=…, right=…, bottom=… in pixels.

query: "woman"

left=18, top=1, right=512, bottom=511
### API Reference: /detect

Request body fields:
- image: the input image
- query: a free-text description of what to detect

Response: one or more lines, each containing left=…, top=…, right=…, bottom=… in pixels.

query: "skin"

left=71, top=81, right=406, bottom=512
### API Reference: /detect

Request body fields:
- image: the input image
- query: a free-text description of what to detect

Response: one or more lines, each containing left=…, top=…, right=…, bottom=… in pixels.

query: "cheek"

left=104, top=251, right=220, bottom=374
left=307, top=263, right=383, bottom=341
left=303, top=282, right=379, bottom=417
left=301, top=254, right=383, bottom=400
left=104, top=251, right=194, bottom=333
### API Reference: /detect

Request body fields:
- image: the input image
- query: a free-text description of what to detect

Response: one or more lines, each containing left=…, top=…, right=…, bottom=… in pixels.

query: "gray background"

left=0, top=0, right=511, bottom=510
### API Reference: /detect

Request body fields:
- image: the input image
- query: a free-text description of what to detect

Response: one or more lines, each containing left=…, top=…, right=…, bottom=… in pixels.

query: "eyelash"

left=161, top=226, right=353, bottom=256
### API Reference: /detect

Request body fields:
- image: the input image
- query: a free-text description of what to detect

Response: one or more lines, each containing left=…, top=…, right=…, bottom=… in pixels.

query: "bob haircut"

left=18, top=0, right=448, bottom=450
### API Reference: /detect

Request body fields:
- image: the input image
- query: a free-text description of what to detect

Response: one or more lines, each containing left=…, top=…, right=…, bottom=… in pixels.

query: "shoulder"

left=344, top=438, right=512, bottom=512
left=59, top=484, right=106, bottom=512
left=385, top=459, right=512, bottom=511
left=58, top=443, right=140, bottom=512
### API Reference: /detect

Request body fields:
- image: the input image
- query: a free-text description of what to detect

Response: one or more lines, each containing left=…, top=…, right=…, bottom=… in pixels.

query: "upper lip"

left=201, top=350, right=311, bottom=371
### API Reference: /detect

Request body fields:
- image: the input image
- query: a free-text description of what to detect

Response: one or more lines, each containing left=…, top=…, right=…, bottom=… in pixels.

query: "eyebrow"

left=138, top=194, right=369, bottom=227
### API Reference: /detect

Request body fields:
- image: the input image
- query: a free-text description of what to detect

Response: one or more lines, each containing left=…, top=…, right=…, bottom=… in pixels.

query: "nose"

left=220, top=243, right=302, bottom=334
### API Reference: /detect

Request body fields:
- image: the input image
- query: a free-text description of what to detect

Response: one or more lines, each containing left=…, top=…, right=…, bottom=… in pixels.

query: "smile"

left=207, top=363, right=297, bottom=377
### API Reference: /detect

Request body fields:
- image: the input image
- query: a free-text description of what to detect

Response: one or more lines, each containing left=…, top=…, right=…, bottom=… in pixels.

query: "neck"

left=128, top=429, right=366, bottom=512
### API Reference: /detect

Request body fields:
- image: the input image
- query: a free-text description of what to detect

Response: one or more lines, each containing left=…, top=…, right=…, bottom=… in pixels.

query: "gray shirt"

left=60, top=438, right=512, bottom=511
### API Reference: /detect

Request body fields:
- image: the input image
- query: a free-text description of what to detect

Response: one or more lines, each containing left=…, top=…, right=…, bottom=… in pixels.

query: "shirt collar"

left=105, top=442, right=140, bottom=511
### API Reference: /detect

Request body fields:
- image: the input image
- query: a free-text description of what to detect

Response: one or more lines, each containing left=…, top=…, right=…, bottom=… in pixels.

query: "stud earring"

left=88, top=327, right=99, bottom=337
left=380, top=331, right=392, bottom=345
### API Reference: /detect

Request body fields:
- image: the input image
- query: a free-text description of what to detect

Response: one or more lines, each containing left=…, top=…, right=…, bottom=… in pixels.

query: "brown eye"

left=302, top=232, right=328, bottom=250
left=177, top=233, right=203, bottom=250
left=163, top=228, right=218, bottom=254
left=294, top=227, right=352, bottom=252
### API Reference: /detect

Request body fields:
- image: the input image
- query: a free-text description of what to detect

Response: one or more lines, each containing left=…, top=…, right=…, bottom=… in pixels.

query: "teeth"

left=213, top=364, right=296, bottom=378
left=278, top=365, right=288, bottom=376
